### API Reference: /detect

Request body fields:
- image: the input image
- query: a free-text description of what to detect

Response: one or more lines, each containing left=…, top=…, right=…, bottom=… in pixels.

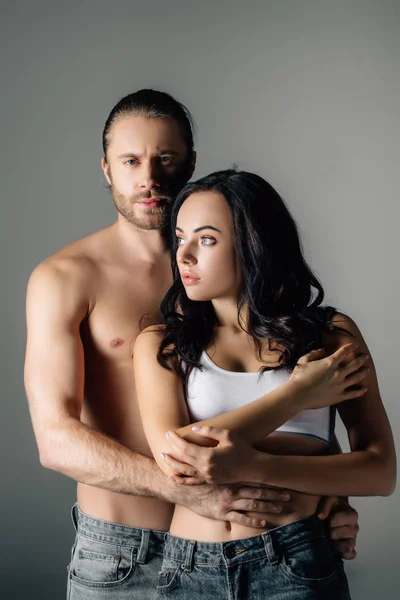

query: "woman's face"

left=175, top=191, right=242, bottom=302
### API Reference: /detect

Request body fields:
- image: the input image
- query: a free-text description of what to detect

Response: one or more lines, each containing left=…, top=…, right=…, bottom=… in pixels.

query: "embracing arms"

left=133, top=325, right=368, bottom=475
left=159, top=315, right=396, bottom=498
left=24, top=261, right=167, bottom=497
left=24, top=261, right=285, bottom=525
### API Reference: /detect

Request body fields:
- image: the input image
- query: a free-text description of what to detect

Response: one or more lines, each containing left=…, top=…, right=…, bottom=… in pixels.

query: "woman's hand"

left=290, top=343, right=370, bottom=410
left=161, top=426, right=262, bottom=484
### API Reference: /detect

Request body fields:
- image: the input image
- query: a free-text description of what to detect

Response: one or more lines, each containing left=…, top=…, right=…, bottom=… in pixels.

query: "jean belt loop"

left=71, top=502, right=79, bottom=533
left=137, top=529, right=151, bottom=564
left=182, top=540, right=196, bottom=572
left=262, top=530, right=279, bottom=566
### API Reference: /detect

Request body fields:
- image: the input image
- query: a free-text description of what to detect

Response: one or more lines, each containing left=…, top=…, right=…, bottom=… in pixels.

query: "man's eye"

left=201, top=236, right=216, bottom=245
left=126, top=159, right=137, bottom=165
left=159, top=156, right=172, bottom=164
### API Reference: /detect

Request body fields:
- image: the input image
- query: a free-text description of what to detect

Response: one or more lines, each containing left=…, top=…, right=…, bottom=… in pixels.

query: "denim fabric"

left=67, top=504, right=166, bottom=600
left=157, top=515, right=351, bottom=600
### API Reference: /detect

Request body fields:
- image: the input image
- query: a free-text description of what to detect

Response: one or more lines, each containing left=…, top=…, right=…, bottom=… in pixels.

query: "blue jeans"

left=67, top=504, right=166, bottom=599
left=157, top=515, right=351, bottom=599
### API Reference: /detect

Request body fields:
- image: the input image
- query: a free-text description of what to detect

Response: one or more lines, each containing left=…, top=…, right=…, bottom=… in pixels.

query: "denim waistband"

left=71, top=503, right=166, bottom=563
left=164, top=515, right=330, bottom=568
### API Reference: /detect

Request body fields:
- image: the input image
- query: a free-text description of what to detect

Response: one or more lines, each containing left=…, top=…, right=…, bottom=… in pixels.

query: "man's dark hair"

left=102, top=89, right=195, bottom=158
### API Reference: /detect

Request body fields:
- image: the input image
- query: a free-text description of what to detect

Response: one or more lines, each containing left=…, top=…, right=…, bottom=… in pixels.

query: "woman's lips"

left=182, top=272, right=200, bottom=285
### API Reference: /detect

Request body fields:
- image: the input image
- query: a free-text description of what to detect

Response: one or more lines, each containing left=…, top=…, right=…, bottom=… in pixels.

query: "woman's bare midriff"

left=170, top=434, right=329, bottom=542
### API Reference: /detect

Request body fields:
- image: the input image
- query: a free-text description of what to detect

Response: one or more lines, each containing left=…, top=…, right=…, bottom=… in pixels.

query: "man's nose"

left=138, top=162, right=160, bottom=191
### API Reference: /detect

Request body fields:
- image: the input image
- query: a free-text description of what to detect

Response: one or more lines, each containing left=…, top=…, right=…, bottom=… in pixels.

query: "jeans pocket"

left=69, top=534, right=135, bottom=588
left=157, top=558, right=182, bottom=593
left=280, top=535, right=343, bottom=585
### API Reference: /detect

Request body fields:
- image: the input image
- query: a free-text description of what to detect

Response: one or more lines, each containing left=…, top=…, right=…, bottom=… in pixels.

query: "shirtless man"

left=24, top=89, right=360, bottom=599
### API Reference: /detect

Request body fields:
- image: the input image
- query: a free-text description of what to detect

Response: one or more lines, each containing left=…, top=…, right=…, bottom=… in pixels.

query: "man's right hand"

left=176, top=483, right=291, bottom=528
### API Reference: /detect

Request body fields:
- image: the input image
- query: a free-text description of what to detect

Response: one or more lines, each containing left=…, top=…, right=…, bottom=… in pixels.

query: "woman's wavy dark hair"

left=158, top=168, right=343, bottom=385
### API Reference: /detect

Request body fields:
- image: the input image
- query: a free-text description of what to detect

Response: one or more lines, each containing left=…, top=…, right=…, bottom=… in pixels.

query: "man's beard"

left=110, top=161, right=193, bottom=231
left=111, top=188, right=173, bottom=230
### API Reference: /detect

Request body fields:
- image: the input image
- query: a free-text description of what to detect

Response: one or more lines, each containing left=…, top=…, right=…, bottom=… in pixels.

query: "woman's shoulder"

left=324, top=310, right=367, bottom=352
left=134, top=324, right=166, bottom=352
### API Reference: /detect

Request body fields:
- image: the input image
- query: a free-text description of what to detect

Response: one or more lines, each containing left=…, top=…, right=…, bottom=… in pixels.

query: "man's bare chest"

left=82, top=270, right=171, bottom=363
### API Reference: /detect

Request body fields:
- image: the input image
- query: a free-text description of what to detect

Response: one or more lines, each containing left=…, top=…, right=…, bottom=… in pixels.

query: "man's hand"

left=174, top=482, right=291, bottom=528
left=317, top=496, right=359, bottom=560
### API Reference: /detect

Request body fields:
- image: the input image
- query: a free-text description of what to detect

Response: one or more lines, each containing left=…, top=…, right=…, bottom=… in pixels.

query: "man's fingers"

left=330, top=524, right=359, bottom=540
left=230, top=499, right=283, bottom=514
left=332, top=539, right=357, bottom=560
left=329, top=506, right=359, bottom=529
left=171, top=475, right=206, bottom=486
left=225, top=511, right=267, bottom=529
left=236, top=487, right=291, bottom=502
left=317, top=495, right=339, bottom=520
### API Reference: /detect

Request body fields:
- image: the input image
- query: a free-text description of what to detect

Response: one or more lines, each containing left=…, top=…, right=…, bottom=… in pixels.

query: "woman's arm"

left=175, top=343, right=368, bottom=444
left=169, top=314, right=396, bottom=496
left=253, top=313, right=396, bottom=497
left=134, top=325, right=368, bottom=478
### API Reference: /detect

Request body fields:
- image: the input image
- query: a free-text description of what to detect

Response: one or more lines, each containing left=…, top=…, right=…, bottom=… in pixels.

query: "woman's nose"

left=179, top=245, right=197, bottom=265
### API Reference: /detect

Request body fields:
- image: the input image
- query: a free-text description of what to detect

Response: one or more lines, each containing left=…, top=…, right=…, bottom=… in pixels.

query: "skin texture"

left=134, top=190, right=395, bottom=543
left=25, top=114, right=361, bottom=554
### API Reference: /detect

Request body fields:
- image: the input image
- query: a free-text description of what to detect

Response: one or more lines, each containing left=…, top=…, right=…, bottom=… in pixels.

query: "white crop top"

left=186, top=351, right=335, bottom=445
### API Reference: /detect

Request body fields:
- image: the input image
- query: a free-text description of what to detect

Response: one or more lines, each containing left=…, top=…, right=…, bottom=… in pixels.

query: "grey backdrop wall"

left=1, top=0, right=399, bottom=598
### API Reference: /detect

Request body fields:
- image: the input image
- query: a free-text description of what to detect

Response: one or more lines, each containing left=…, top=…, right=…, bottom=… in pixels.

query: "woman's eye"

left=176, top=237, right=185, bottom=245
left=201, top=236, right=216, bottom=245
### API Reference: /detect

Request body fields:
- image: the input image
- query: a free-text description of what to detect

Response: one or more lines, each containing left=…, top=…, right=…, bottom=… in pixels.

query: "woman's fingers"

left=329, top=343, right=358, bottom=365
left=343, top=365, right=370, bottom=388
left=341, top=386, right=368, bottom=400
left=166, top=430, right=214, bottom=462
left=342, top=354, right=370, bottom=376
left=161, top=452, right=197, bottom=477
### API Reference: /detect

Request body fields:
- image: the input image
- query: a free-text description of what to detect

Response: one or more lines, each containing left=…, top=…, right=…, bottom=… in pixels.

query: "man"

left=25, top=90, right=359, bottom=599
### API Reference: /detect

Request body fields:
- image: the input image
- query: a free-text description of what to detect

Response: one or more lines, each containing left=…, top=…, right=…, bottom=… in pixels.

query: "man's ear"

left=189, top=151, right=197, bottom=179
left=101, top=156, right=112, bottom=186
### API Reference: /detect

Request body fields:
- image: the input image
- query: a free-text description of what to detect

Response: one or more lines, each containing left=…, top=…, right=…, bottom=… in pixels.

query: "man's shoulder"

left=29, top=226, right=113, bottom=287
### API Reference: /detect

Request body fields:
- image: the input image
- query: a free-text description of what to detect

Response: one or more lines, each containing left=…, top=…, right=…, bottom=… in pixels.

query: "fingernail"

left=260, top=520, right=266, bottom=527
left=166, top=431, right=171, bottom=439
left=274, top=506, right=282, bottom=513
left=160, top=453, right=166, bottom=460
left=191, top=426, right=200, bottom=431
left=281, top=493, right=290, bottom=500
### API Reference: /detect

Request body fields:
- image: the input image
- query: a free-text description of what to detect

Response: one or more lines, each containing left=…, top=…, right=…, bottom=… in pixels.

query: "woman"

left=134, top=170, right=396, bottom=599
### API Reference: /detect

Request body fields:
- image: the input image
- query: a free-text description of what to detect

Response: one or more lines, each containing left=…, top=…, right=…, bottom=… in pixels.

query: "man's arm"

left=25, top=260, right=166, bottom=495
left=24, top=260, right=287, bottom=526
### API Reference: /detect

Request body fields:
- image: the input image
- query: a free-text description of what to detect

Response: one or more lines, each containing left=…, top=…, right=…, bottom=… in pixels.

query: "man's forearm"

left=40, top=416, right=179, bottom=499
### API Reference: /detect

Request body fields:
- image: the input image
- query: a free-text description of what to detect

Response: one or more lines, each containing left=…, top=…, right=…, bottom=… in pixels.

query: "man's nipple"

left=110, top=338, right=125, bottom=348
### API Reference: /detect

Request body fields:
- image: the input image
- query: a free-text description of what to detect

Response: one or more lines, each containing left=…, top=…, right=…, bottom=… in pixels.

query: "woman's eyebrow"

left=175, top=225, right=221, bottom=233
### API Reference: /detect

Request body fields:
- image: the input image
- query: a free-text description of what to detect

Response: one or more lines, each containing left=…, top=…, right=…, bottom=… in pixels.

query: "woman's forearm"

left=177, top=379, right=304, bottom=444
left=250, top=449, right=396, bottom=497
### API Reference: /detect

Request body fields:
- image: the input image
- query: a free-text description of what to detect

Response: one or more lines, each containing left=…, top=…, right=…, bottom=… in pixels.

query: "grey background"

left=1, top=0, right=399, bottom=597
